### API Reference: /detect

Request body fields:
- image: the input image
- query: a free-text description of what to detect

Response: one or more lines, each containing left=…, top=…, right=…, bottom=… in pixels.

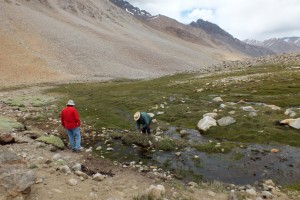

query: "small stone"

left=212, top=97, right=223, bottom=102
left=208, top=190, right=216, bottom=197
left=74, top=170, right=89, bottom=179
left=175, top=152, right=181, bottom=156
left=92, top=173, right=106, bottom=181
left=60, top=165, right=71, bottom=174
left=261, top=191, right=274, bottom=199
left=67, top=178, right=78, bottom=186
left=271, top=149, right=279, bottom=153
left=246, top=188, right=257, bottom=196
left=188, top=181, right=198, bottom=188
left=249, top=112, right=258, bottom=117
left=95, top=146, right=102, bottom=151
left=228, top=111, right=235, bottom=115
left=72, top=163, right=82, bottom=171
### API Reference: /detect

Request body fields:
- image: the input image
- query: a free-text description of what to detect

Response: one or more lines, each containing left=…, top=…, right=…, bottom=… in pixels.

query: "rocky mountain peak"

left=110, top=0, right=152, bottom=20
left=190, top=19, right=233, bottom=38
left=190, top=19, right=274, bottom=57
left=244, top=37, right=300, bottom=54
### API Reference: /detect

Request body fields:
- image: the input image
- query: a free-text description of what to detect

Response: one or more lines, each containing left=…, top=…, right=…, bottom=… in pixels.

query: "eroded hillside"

left=0, top=0, right=248, bottom=88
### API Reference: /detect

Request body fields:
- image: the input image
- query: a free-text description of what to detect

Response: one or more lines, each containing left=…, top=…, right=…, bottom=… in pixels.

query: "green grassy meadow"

left=46, top=63, right=300, bottom=147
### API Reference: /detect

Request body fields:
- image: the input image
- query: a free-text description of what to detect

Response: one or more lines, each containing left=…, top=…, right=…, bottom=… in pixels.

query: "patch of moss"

left=154, top=138, right=187, bottom=151
left=192, top=142, right=238, bottom=154
left=36, top=135, right=65, bottom=149
left=284, top=181, right=300, bottom=191
left=4, top=99, right=25, bottom=107
left=121, top=133, right=152, bottom=147
left=0, top=116, right=24, bottom=131
left=109, top=132, right=123, bottom=139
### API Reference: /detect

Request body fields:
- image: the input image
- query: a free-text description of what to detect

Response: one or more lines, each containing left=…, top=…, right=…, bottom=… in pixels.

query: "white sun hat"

left=66, top=100, right=75, bottom=106
left=133, top=112, right=141, bottom=121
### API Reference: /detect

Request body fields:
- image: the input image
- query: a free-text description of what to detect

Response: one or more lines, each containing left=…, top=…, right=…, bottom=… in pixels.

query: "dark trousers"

left=142, top=126, right=151, bottom=134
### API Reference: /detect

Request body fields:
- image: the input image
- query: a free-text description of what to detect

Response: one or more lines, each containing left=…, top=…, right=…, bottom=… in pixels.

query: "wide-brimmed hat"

left=66, top=100, right=75, bottom=106
left=133, top=112, right=140, bottom=121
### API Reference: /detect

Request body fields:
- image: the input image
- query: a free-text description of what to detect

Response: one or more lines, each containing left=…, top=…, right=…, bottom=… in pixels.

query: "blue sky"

left=126, top=0, right=300, bottom=41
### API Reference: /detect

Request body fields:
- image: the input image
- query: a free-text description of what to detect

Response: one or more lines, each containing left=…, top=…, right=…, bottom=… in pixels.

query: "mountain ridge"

left=110, top=0, right=275, bottom=57
left=1, top=0, right=251, bottom=87
left=244, top=37, right=300, bottom=54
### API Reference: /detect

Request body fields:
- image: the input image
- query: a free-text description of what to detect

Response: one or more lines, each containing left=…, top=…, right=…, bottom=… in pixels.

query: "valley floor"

left=1, top=84, right=298, bottom=200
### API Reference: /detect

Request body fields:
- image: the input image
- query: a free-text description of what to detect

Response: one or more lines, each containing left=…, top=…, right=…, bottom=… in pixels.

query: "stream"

left=92, top=127, right=300, bottom=186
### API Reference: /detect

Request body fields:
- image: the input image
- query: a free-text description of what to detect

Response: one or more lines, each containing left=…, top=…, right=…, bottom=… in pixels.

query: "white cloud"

left=186, top=9, right=214, bottom=22
left=126, top=0, right=300, bottom=40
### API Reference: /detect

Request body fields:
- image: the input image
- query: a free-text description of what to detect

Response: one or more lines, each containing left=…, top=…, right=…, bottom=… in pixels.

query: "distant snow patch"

left=126, top=8, right=134, bottom=15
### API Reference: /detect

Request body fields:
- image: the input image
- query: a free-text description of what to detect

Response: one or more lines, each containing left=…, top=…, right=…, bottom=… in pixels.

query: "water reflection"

left=93, top=128, right=300, bottom=185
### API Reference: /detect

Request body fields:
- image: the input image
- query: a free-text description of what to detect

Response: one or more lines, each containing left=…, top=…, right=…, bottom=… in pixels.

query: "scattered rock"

left=207, top=190, right=216, bottom=197
left=241, top=106, right=256, bottom=112
left=285, top=108, right=297, bottom=117
left=175, top=152, right=181, bottom=156
left=146, top=185, right=165, bottom=199
left=228, top=110, right=235, bottom=115
left=271, top=149, right=279, bottom=153
left=197, top=116, right=217, bottom=131
left=67, top=178, right=78, bottom=186
left=229, top=190, right=238, bottom=200
left=95, top=146, right=102, bottom=151
left=280, top=118, right=300, bottom=129
left=0, top=149, right=24, bottom=165
left=60, top=165, right=71, bottom=174
left=217, top=116, right=236, bottom=126
left=187, top=181, right=198, bottom=188
left=74, top=170, right=89, bottom=179
left=179, top=129, right=188, bottom=137
left=72, top=163, right=82, bottom=171
left=249, top=112, right=258, bottom=117
left=0, top=133, right=15, bottom=145
left=246, top=188, right=257, bottom=196
left=203, top=112, right=218, bottom=119
left=261, top=191, right=274, bottom=199
left=265, top=104, right=281, bottom=110
left=212, top=97, right=223, bottom=102
left=92, top=173, right=106, bottom=181
left=0, top=167, right=36, bottom=199
left=147, top=113, right=155, bottom=118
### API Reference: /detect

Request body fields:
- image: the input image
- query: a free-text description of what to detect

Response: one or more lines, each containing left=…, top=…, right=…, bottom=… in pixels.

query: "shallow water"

left=94, top=128, right=300, bottom=186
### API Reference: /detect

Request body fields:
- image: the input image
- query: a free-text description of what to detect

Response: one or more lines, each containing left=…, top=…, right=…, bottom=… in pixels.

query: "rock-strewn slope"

left=202, top=52, right=300, bottom=72
left=0, top=0, right=248, bottom=88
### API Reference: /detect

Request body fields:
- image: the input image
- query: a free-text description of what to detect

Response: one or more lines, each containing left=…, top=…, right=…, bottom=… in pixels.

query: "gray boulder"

left=212, top=97, right=223, bottom=102
left=0, top=149, right=23, bottom=165
left=197, top=116, right=217, bottom=131
left=203, top=112, right=218, bottom=119
left=217, top=117, right=236, bottom=126
left=280, top=118, right=300, bottom=129
left=285, top=108, right=297, bottom=117
left=241, top=106, right=256, bottom=112
left=0, top=167, right=36, bottom=199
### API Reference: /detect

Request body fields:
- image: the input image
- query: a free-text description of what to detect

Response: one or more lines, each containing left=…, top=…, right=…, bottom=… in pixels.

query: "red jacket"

left=60, top=106, right=81, bottom=129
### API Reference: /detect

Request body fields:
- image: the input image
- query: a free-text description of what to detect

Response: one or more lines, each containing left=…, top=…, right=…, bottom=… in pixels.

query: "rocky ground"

left=202, top=52, right=300, bottom=73
left=1, top=86, right=299, bottom=200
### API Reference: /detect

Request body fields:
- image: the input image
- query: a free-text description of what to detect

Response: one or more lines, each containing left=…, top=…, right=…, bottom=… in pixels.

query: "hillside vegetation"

left=47, top=62, right=300, bottom=147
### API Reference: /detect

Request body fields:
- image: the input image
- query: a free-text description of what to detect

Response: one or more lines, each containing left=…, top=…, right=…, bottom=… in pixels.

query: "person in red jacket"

left=60, top=100, right=82, bottom=152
